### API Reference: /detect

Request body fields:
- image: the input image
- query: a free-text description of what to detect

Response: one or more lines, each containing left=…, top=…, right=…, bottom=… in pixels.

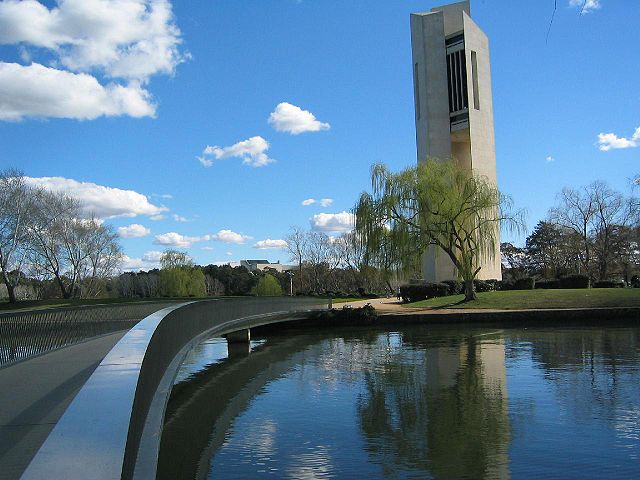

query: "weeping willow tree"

left=354, top=159, right=524, bottom=301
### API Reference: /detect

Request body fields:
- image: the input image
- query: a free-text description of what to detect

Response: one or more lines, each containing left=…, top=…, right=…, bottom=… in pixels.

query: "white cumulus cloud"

left=546, top=156, right=555, bottom=162
left=172, top=214, right=188, bottom=222
left=569, top=0, right=601, bottom=14
left=121, top=250, right=163, bottom=271
left=118, top=223, right=151, bottom=238
left=0, top=62, right=155, bottom=120
left=302, top=198, right=316, bottom=206
left=198, top=136, right=274, bottom=168
left=25, top=176, right=168, bottom=219
left=154, top=232, right=210, bottom=248
left=0, top=0, right=185, bottom=120
left=597, top=127, right=640, bottom=151
left=254, top=239, right=288, bottom=249
left=0, top=0, right=186, bottom=81
left=268, top=102, right=330, bottom=135
left=212, top=229, right=252, bottom=244
left=310, top=211, right=355, bottom=233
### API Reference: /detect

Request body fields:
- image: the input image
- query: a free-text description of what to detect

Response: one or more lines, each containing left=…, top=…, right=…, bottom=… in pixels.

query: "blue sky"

left=0, top=0, right=638, bottom=269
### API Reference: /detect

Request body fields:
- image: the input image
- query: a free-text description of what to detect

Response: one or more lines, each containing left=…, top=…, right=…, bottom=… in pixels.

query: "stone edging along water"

left=378, top=306, right=640, bottom=324
left=21, top=297, right=328, bottom=480
left=249, top=305, right=640, bottom=333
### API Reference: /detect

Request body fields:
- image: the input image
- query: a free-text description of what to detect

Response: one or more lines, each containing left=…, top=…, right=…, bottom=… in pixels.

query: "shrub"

left=513, top=277, right=535, bottom=290
left=474, top=279, right=499, bottom=292
left=592, top=280, right=625, bottom=288
left=400, top=282, right=450, bottom=302
left=536, top=278, right=560, bottom=289
left=498, top=280, right=514, bottom=291
left=442, top=280, right=463, bottom=295
left=252, top=274, right=283, bottom=296
left=559, top=274, right=590, bottom=289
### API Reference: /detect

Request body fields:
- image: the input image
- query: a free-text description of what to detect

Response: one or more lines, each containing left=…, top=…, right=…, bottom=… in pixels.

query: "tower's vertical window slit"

left=471, top=50, right=480, bottom=110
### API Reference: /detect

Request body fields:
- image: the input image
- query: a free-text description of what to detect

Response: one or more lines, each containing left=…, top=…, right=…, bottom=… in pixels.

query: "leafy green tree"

left=158, top=250, right=205, bottom=297
left=252, top=273, right=283, bottom=296
left=354, top=160, right=524, bottom=301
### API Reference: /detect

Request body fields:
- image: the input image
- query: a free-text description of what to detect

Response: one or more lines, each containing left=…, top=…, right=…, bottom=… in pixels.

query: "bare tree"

left=79, top=219, right=123, bottom=297
left=0, top=170, right=34, bottom=303
left=284, top=226, right=307, bottom=277
left=550, top=182, right=639, bottom=280
left=550, top=186, right=597, bottom=276
left=304, top=231, right=343, bottom=293
left=590, top=182, right=638, bottom=280
left=27, top=189, right=80, bottom=298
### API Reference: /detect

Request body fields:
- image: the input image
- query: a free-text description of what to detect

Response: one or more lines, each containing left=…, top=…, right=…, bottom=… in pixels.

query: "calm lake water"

left=159, top=325, right=640, bottom=479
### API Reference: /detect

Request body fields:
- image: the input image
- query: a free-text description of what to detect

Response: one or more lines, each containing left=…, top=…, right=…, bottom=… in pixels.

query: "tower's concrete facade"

left=410, top=1, right=502, bottom=281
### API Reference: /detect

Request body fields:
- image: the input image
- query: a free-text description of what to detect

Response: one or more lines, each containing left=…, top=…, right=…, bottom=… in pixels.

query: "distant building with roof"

left=239, top=260, right=294, bottom=273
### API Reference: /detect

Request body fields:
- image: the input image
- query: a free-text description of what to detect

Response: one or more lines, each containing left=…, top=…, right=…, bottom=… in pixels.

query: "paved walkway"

left=0, top=331, right=127, bottom=480
left=334, top=297, right=640, bottom=316
left=335, top=297, right=478, bottom=314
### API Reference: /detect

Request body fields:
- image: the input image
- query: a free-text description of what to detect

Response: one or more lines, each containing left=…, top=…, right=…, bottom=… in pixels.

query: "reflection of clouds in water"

left=174, top=338, right=228, bottom=384
left=615, top=406, right=640, bottom=459
left=286, top=445, right=334, bottom=480
left=243, top=418, right=277, bottom=460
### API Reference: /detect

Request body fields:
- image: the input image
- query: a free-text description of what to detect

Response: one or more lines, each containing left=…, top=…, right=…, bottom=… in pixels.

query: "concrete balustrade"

left=21, top=297, right=327, bottom=480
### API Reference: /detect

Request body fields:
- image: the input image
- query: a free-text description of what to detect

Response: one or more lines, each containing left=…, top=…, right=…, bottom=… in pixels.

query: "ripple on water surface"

left=159, top=326, right=640, bottom=479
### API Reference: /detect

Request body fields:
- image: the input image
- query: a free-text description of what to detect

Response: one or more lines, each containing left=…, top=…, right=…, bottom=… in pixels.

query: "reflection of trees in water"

left=356, top=334, right=510, bottom=480
left=525, top=328, right=640, bottom=446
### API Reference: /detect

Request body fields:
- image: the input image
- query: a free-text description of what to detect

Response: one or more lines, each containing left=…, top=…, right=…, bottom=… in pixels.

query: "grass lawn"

left=404, top=288, right=640, bottom=310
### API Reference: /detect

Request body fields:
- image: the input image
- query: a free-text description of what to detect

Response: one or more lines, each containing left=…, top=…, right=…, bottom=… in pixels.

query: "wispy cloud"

left=597, top=127, right=640, bottom=151
left=302, top=197, right=333, bottom=207
left=268, top=102, right=330, bottom=135
left=198, top=136, right=274, bottom=168
left=152, top=193, right=173, bottom=199
left=546, top=156, right=555, bottom=162
left=569, top=0, right=601, bottom=14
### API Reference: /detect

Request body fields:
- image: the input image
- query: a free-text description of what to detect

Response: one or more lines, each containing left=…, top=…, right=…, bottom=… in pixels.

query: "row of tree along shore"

left=353, top=160, right=639, bottom=301
left=2, top=164, right=638, bottom=304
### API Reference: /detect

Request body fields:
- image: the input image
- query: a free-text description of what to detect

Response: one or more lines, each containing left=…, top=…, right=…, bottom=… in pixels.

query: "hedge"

left=400, top=283, right=450, bottom=303
left=592, top=280, right=625, bottom=288
left=558, top=274, right=590, bottom=289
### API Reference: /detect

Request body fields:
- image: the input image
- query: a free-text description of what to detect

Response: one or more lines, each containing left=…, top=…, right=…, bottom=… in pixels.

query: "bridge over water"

left=0, top=298, right=328, bottom=479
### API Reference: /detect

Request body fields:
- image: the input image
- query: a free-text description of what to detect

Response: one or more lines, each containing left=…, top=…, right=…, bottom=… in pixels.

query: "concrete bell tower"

left=410, top=0, right=502, bottom=281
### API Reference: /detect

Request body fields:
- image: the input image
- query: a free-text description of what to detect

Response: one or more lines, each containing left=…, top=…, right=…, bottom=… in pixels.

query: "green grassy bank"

left=405, top=288, right=640, bottom=310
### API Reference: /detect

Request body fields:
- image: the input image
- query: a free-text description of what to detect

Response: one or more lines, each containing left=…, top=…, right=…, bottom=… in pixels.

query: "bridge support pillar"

left=226, top=329, right=251, bottom=357
left=226, top=328, right=250, bottom=344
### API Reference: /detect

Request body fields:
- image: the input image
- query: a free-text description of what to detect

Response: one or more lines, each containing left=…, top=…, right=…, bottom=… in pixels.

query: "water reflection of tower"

left=423, top=334, right=511, bottom=479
